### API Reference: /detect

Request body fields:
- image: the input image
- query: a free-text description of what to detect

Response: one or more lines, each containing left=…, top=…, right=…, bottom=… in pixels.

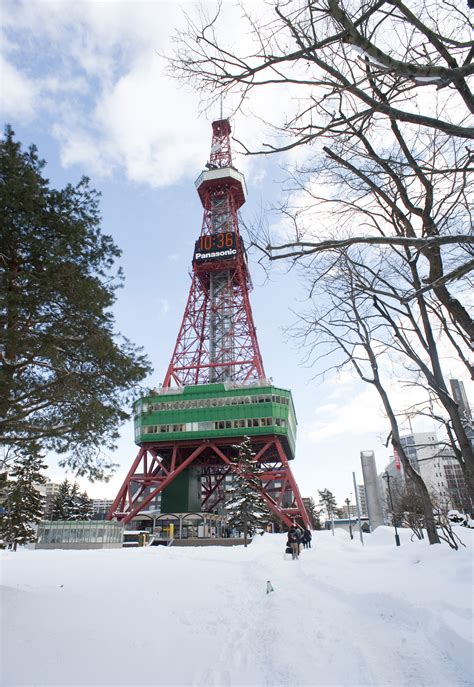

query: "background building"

left=341, top=503, right=358, bottom=519
left=382, top=431, right=471, bottom=513
left=91, top=499, right=115, bottom=519
left=35, top=478, right=61, bottom=518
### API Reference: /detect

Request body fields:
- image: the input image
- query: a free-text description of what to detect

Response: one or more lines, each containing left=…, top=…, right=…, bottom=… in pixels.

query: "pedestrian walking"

left=287, top=523, right=301, bottom=560
left=302, top=527, right=312, bottom=549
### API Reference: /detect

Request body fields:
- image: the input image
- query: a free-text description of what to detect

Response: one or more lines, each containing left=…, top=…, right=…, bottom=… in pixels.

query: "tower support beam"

left=109, top=436, right=311, bottom=529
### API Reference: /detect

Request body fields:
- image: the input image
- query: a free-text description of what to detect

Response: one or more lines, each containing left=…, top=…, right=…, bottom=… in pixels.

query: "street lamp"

left=382, top=472, right=400, bottom=547
left=345, top=497, right=354, bottom=539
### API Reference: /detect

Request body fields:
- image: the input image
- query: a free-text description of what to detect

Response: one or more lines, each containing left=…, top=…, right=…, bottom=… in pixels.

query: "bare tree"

left=169, top=1, right=473, bottom=513
left=170, top=1, right=473, bottom=139
left=392, top=484, right=425, bottom=541
left=295, top=261, right=441, bottom=542
left=170, top=0, right=472, bottom=329
left=432, top=496, right=466, bottom=550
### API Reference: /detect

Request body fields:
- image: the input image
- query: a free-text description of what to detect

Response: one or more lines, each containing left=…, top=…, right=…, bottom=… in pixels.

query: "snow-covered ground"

left=1, top=527, right=473, bottom=687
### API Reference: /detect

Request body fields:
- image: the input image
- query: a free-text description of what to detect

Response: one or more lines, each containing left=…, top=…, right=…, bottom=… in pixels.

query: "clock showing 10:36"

left=193, top=232, right=238, bottom=263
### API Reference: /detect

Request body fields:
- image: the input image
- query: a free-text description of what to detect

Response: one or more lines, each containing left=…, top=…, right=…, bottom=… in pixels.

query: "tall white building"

left=397, top=432, right=469, bottom=510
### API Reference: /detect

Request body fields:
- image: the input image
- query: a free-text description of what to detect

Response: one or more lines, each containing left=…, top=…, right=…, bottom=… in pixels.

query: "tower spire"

left=163, top=118, right=265, bottom=387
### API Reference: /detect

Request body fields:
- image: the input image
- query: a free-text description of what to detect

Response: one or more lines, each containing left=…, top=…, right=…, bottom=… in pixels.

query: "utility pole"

left=382, top=472, right=400, bottom=547
left=345, top=497, right=353, bottom=539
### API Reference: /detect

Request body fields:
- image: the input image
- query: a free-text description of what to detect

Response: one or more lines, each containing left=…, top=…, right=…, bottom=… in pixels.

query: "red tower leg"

left=109, top=435, right=310, bottom=529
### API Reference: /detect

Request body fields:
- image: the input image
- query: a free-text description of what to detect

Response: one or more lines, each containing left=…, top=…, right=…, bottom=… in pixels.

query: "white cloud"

left=304, top=384, right=388, bottom=443
left=0, top=0, right=302, bottom=189
left=90, top=53, right=209, bottom=186
left=159, top=299, right=170, bottom=316
left=0, top=1, right=212, bottom=185
left=0, top=55, right=37, bottom=121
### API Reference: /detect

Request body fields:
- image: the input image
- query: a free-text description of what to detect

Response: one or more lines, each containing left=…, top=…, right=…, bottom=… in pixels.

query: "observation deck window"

left=140, top=415, right=289, bottom=436
left=142, top=391, right=290, bottom=414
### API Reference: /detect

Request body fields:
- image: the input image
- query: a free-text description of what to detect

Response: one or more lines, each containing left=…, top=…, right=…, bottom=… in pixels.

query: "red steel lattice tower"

left=164, top=119, right=265, bottom=388
left=108, top=120, right=310, bottom=529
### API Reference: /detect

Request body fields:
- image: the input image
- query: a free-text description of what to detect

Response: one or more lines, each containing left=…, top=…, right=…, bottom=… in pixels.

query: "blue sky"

left=0, top=0, right=408, bottom=504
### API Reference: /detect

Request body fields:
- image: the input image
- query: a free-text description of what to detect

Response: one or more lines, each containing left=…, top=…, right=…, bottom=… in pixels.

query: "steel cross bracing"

left=164, top=261, right=262, bottom=386
left=108, top=436, right=311, bottom=529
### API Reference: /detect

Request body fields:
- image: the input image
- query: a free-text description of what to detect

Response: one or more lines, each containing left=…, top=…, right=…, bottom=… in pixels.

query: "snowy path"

left=1, top=529, right=472, bottom=686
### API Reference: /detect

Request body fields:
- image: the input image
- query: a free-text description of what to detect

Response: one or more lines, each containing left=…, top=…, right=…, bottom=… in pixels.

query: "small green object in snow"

left=266, top=580, right=274, bottom=594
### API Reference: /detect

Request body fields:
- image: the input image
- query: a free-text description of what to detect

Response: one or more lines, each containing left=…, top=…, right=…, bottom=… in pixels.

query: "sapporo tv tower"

left=108, top=119, right=310, bottom=529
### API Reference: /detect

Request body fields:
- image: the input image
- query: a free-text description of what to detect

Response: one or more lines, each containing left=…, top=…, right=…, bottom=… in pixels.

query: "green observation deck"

left=134, top=382, right=297, bottom=460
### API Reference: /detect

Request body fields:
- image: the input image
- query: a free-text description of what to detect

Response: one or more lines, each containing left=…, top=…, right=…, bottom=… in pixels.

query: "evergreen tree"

left=318, top=489, right=337, bottom=521
left=68, top=482, right=82, bottom=520
left=49, top=480, right=93, bottom=521
left=0, top=448, right=47, bottom=550
left=0, top=128, right=151, bottom=480
left=76, top=490, right=94, bottom=520
left=50, top=479, right=72, bottom=520
left=0, top=471, right=8, bottom=509
left=226, top=436, right=271, bottom=546
left=306, top=497, right=323, bottom=530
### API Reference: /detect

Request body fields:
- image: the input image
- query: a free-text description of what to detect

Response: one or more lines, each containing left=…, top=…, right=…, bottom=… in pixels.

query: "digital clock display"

left=193, top=231, right=238, bottom=263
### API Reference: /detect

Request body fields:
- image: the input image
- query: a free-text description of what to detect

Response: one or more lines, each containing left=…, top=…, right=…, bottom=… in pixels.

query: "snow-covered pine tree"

left=76, top=490, right=94, bottom=520
left=0, top=449, right=47, bottom=550
left=226, top=436, right=271, bottom=547
left=0, top=471, right=8, bottom=508
left=50, top=479, right=72, bottom=520
left=68, top=482, right=82, bottom=520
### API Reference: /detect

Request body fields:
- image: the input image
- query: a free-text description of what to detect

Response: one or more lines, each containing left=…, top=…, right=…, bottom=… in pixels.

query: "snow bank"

left=1, top=530, right=472, bottom=686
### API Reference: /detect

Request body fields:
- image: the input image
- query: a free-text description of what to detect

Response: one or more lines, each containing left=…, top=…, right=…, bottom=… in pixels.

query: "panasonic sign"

left=194, top=248, right=237, bottom=261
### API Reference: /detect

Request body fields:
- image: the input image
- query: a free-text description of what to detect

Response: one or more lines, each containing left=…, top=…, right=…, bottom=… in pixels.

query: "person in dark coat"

left=302, top=527, right=312, bottom=549
left=287, top=524, right=301, bottom=559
